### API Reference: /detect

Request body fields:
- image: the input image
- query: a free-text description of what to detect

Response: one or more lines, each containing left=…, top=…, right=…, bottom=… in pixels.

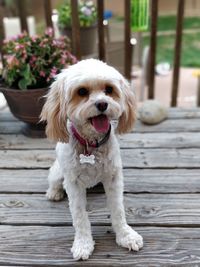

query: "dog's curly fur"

left=40, top=59, right=143, bottom=260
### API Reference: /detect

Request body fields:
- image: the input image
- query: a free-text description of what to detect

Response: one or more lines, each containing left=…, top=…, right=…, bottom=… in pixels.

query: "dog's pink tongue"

left=91, top=115, right=110, bottom=133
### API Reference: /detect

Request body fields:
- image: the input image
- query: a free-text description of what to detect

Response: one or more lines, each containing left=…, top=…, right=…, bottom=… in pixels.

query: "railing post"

left=16, top=0, right=28, bottom=33
left=97, top=0, right=105, bottom=61
left=71, top=0, right=81, bottom=60
left=197, top=77, right=200, bottom=107
left=171, top=0, right=185, bottom=107
left=124, top=0, right=132, bottom=80
left=43, top=0, right=53, bottom=30
left=148, top=0, right=158, bottom=99
left=0, top=1, right=5, bottom=66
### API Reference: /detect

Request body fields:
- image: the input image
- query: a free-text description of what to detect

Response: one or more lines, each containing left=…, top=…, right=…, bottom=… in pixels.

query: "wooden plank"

left=120, top=132, right=200, bottom=148
left=2, top=193, right=200, bottom=226
left=167, top=108, right=200, bottom=119
left=1, top=148, right=200, bottom=169
left=3, top=132, right=200, bottom=150
left=0, top=119, right=197, bottom=134
left=1, top=169, right=200, bottom=194
left=2, top=118, right=200, bottom=135
left=171, top=0, right=185, bottom=107
left=0, top=134, right=53, bottom=150
left=122, top=168, right=200, bottom=193
left=97, top=0, right=105, bottom=61
left=0, top=109, right=17, bottom=121
left=120, top=148, right=200, bottom=168
left=1, top=108, right=200, bottom=121
left=134, top=118, right=200, bottom=133
left=0, top=169, right=48, bottom=193
left=1, top=109, right=200, bottom=135
left=0, top=121, right=23, bottom=134
left=1, top=226, right=200, bottom=266
left=0, top=150, right=55, bottom=169
left=148, top=0, right=158, bottom=99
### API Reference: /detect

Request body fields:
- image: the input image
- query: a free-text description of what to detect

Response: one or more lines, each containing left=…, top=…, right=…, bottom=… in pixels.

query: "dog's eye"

left=78, top=87, right=89, bottom=96
left=105, top=85, right=113, bottom=95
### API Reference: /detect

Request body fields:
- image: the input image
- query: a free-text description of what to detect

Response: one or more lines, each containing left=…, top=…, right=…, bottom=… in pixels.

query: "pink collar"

left=71, top=124, right=111, bottom=149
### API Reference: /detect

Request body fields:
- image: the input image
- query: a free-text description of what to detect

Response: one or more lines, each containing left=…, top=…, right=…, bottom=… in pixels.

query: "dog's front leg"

left=63, top=179, right=94, bottom=260
left=103, top=170, right=143, bottom=251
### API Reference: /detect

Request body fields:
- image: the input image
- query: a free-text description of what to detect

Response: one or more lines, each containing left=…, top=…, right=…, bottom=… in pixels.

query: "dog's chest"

left=72, top=151, right=113, bottom=187
left=57, top=138, right=121, bottom=188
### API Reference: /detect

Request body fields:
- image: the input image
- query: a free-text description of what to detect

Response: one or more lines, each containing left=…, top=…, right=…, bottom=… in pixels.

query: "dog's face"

left=40, top=59, right=136, bottom=142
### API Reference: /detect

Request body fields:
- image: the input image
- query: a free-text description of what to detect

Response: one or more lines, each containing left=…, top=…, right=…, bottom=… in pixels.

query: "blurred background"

left=0, top=0, right=200, bottom=109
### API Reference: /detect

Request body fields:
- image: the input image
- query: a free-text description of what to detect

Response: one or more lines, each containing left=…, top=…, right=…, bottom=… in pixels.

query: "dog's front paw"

left=46, top=188, right=65, bottom=201
left=116, top=225, right=143, bottom=251
left=71, top=237, right=95, bottom=260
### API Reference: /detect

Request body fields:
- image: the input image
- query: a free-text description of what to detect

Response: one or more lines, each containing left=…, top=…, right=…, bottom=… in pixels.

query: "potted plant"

left=57, top=0, right=97, bottom=56
left=0, top=28, right=77, bottom=137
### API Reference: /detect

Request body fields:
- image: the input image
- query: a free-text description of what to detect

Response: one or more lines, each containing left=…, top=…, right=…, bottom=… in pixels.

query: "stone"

left=138, top=100, right=168, bottom=125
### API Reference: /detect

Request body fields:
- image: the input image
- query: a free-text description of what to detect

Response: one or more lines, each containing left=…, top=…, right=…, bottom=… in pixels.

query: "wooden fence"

left=0, top=0, right=189, bottom=107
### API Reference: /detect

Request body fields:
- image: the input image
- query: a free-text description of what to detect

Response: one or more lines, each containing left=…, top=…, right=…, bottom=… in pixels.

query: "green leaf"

left=18, top=78, right=28, bottom=90
left=21, top=64, right=30, bottom=80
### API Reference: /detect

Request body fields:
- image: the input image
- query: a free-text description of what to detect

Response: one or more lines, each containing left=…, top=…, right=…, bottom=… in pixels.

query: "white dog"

left=40, top=59, right=143, bottom=260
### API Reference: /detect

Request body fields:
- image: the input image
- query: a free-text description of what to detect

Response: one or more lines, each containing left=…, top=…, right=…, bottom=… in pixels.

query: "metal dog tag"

left=79, top=154, right=95, bottom=165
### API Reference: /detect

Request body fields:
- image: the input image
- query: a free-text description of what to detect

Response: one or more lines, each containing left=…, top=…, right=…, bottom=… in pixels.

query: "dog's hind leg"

left=46, top=159, right=65, bottom=201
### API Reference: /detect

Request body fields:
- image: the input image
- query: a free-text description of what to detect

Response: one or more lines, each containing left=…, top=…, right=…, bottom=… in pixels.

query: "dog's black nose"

left=95, top=101, right=108, bottom=112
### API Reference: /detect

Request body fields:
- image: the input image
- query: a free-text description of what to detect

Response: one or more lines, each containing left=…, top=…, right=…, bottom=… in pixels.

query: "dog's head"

left=40, top=59, right=136, bottom=142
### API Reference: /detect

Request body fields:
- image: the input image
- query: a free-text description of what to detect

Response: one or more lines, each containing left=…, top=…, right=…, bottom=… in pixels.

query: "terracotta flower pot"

left=60, top=24, right=97, bottom=56
left=0, top=86, right=48, bottom=138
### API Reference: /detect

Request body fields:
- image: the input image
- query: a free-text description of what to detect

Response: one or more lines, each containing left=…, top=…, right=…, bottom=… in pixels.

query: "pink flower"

left=60, top=58, right=66, bottom=65
left=6, top=55, right=19, bottom=68
left=17, top=32, right=26, bottom=39
left=7, top=36, right=17, bottom=41
left=39, top=42, right=45, bottom=48
left=71, top=55, right=78, bottom=64
left=50, top=67, right=58, bottom=78
left=53, top=39, right=58, bottom=46
left=2, top=27, right=77, bottom=89
left=3, top=39, right=9, bottom=44
left=31, top=55, right=37, bottom=62
left=45, top=28, right=54, bottom=37
left=39, top=71, right=46, bottom=77
left=30, top=55, right=37, bottom=66
left=31, top=35, right=39, bottom=42
left=22, top=51, right=27, bottom=59
left=15, top=44, right=24, bottom=51
left=46, top=76, right=51, bottom=82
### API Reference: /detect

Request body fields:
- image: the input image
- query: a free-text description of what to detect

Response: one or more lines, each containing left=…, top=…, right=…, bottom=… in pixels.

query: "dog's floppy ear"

left=40, top=74, right=69, bottom=142
left=116, top=78, right=137, bottom=134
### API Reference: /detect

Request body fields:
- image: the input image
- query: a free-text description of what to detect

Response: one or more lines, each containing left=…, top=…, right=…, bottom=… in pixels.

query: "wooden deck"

left=1, top=108, right=200, bottom=266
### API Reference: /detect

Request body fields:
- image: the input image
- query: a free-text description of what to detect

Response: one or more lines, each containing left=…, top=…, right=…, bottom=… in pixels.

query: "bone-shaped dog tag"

left=79, top=154, right=95, bottom=165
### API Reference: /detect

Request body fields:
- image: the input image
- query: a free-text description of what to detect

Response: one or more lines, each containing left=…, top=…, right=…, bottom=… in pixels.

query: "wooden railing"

left=0, top=0, right=191, bottom=107
left=148, top=0, right=185, bottom=107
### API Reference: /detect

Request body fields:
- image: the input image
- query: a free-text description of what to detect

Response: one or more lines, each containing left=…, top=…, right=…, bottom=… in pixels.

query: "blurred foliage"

left=57, top=0, right=97, bottom=28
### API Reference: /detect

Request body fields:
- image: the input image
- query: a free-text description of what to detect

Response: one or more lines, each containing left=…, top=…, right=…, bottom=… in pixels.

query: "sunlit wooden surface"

left=1, top=107, right=200, bottom=266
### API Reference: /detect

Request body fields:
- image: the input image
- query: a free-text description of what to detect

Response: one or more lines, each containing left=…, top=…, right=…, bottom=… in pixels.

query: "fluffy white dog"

left=40, top=59, right=143, bottom=260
